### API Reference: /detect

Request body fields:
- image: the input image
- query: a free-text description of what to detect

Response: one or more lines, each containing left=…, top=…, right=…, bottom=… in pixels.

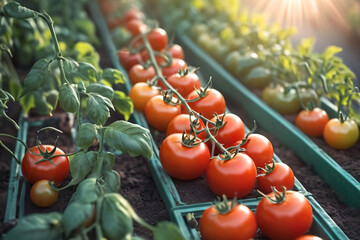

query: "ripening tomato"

left=161, top=71, right=201, bottom=97
left=129, top=82, right=160, bottom=112
left=296, top=108, right=329, bottom=137
left=21, top=145, right=69, bottom=184
left=257, top=162, right=295, bottom=194
left=167, top=44, right=184, bottom=60
left=199, top=203, right=257, bottom=240
left=295, top=235, right=323, bottom=240
left=210, top=113, right=245, bottom=152
left=206, top=153, right=257, bottom=198
left=30, top=179, right=59, bottom=207
left=117, top=48, right=141, bottom=71
left=323, top=118, right=359, bottom=150
left=159, top=133, right=210, bottom=180
left=128, top=64, right=156, bottom=84
left=144, top=95, right=181, bottom=132
left=185, top=88, right=226, bottom=119
left=166, top=114, right=206, bottom=140
left=241, top=133, right=273, bottom=168
left=162, top=58, right=188, bottom=78
left=146, top=28, right=168, bottom=51
left=256, top=190, right=313, bottom=240
left=125, top=18, right=147, bottom=37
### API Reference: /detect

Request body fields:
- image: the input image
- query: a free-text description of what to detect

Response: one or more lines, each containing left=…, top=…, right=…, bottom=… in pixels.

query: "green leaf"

left=74, top=42, right=100, bottom=70
left=99, top=152, right=115, bottom=172
left=102, top=68, right=125, bottom=85
left=104, top=121, right=153, bottom=159
left=297, top=37, right=315, bottom=56
left=75, top=62, right=97, bottom=83
left=20, top=58, right=50, bottom=97
left=101, top=170, right=121, bottom=193
left=113, top=90, right=133, bottom=121
left=153, top=222, right=185, bottom=240
left=19, top=93, right=35, bottom=114
left=87, top=83, right=114, bottom=100
left=69, top=151, right=95, bottom=185
left=3, top=2, right=38, bottom=19
left=34, top=91, right=53, bottom=116
left=59, top=83, right=80, bottom=113
left=76, top=123, right=97, bottom=151
left=75, top=177, right=100, bottom=203
left=101, top=193, right=133, bottom=240
left=4, top=212, right=63, bottom=240
left=63, top=202, right=94, bottom=237
left=87, top=93, right=114, bottom=125
left=322, top=46, right=342, bottom=61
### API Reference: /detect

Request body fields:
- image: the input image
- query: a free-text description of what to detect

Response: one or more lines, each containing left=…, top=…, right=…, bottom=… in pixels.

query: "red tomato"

left=323, top=118, right=359, bottom=150
left=123, top=8, right=144, bottom=23
left=206, top=153, right=257, bottom=198
left=296, top=235, right=323, bottom=240
left=125, top=18, right=147, bottom=37
left=129, top=82, right=160, bottom=112
left=162, top=58, right=188, bottom=78
left=128, top=64, right=156, bottom=84
left=241, top=133, right=273, bottom=168
left=159, top=133, right=210, bottom=180
left=21, top=145, right=69, bottom=184
left=162, top=71, right=202, bottom=97
left=256, top=190, right=313, bottom=240
left=185, top=88, right=226, bottom=119
left=144, top=95, right=181, bottom=132
left=199, top=203, right=257, bottom=240
left=147, top=28, right=168, bottom=51
left=257, top=162, right=295, bottom=194
left=210, top=113, right=245, bottom=154
left=167, top=44, right=184, bottom=60
left=295, top=108, right=329, bottom=137
left=117, top=48, right=141, bottom=71
left=30, top=179, right=58, bottom=207
left=140, top=49, right=166, bottom=65
left=166, top=114, right=206, bottom=140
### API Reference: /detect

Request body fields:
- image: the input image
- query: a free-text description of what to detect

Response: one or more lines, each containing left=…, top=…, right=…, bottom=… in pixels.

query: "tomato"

left=295, top=235, right=323, bottom=240
left=244, top=66, right=271, bottom=89
left=21, top=145, right=69, bottom=184
left=146, top=28, right=168, bottom=51
left=117, top=48, right=141, bottom=71
left=298, top=88, right=320, bottom=108
left=256, top=190, right=313, bottom=240
left=185, top=88, right=226, bottom=119
left=199, top=203, right=257, bottom=240
left=159, top=133, right=210, bottom=180
left=167, top=44, right=184, bottom=60
left=140, top=49, right=166, bottom=65
left=129, top=82, right=160, bottom=112
left=144, top=95, right=181, bottom=132
left=323, top=118, right=359, bottom=150
left=262, top=85, right=301, bottom=115
left=206, top=153, right=257, bottom=198
left=128, top=64, right=156, bottom=84
left=295, top=108, right=329, bottom=137
left=241, top=133, right=273, bottom=168
left=258, top=162, right=295, bottom=194
left=162, top=58, right=188, bottom=78
left=125, top=18, right=147, bottom=37
left=30, top=179, right=59, bottom=207
left=161, top=71, right=201, bottom=97
left=166, top=114, right=206, bottom=140
left=210, top=113, right=245, bottom=153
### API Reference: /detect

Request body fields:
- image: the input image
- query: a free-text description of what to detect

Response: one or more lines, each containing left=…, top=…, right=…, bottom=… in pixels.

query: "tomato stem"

left=0, top=140, right=21, bottom=165
left=257, top=186, right=287, bottom=204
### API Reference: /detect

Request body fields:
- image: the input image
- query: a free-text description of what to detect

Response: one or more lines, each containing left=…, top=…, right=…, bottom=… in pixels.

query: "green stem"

left=96, top=128, right=105, bottom=178
left=95, top=197, right=104, bottom=240
left=0, top=133, right=28, bottom=152
left=0, top=140, right=21, bottom=164
left=3, top=112, right=20, bottom=130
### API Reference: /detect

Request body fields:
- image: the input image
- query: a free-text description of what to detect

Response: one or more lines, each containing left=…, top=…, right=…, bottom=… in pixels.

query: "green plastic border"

left=176, top=34, right=360, bottom=209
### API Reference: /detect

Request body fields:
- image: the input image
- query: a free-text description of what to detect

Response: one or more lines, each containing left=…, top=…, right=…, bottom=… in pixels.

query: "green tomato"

left=298, top=88, right=320, bottom=108
left=244, top=66, right=271, bottom=89
left=262, top=85, right=301, bottom=115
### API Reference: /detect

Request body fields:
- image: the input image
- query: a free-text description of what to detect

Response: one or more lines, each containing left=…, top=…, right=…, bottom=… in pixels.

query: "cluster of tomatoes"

left=104, top=5, right=323, bottom=239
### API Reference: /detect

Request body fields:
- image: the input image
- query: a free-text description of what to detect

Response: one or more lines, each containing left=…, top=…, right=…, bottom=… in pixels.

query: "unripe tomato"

left=323, top=118, right=359, bottom=150
left=30, top=179, right=58, bottom=207
left=129, top=82, right=160, bottom=112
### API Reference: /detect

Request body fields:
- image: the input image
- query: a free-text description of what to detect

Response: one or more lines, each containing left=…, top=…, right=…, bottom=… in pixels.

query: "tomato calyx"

left=257, top=158, right=276, bottom=177
left=178, top=66, right=198, bottom=77
left=213, top=194, right=237, bottom=215
left=162, top=90, right=181, bottom=106
left=258, top=186, right=287, bottom=204
left=181, top=131, right=201, bottom=148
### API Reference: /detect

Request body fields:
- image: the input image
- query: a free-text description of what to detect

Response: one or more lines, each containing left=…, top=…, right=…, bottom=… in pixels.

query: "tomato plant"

left=30, top=179, right=59, bottom=207
left=257, top=161, right=295, bottom=194
left=296, top=107, right=329, bottom=137
left=21, top=145, right=69, bottom=184
left=256, top=188, right=313, bottom=240
left=144, top=95, right=181, bottom=132
left=159, top=133, right=210, bottom=180
left=129, top=82, right=161, bottom=112
left=166, top=114, right=206, bottom=140
left=323, top=117, right=359, bottom=150
left=241, top=133, right=273, bottom=168
left=199, top=197, right=257, bottom=240
left=128, top=64, right=156, bottom=84
left=206, top=153, right=257, bottom=198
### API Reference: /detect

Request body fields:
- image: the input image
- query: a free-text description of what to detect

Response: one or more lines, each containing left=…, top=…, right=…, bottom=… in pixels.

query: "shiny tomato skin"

left=241, top=133, right=273, bottom=168
left=162, top=58, right=188, bottom=78
left=21, top=145, right=69, bottom=184
left=168, top=44, right=184, bottom=60
left=147, top=28, right=168, bottom=51
left=185, top=88, right=226, bottom=119
left=257, top=162, right=295, bottom=194
left=166, top=114, right=206, bottom=140
left=323, top=118, right=359, bottom=150
left=117, top=48, right=141, bottom=71
left=144, top=95, right=181, bottom=132
left=295, top=235, right=323, bottom=240
left=30, top=179, right=59, bottom=207
left=295, top=108, right=329, bottom=137
left=159, top=133, right=210, bottom=180
left=199, top=203, right=257, bottom=240
left=206, top=153, right=257, bottom=198
left=129, top=82, right=160, bottom=112
left=163, top=72, right=202, bottom=97
left=128, top=64, right=156, bottom=84
left=256, top=190, right=313, bottom=240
